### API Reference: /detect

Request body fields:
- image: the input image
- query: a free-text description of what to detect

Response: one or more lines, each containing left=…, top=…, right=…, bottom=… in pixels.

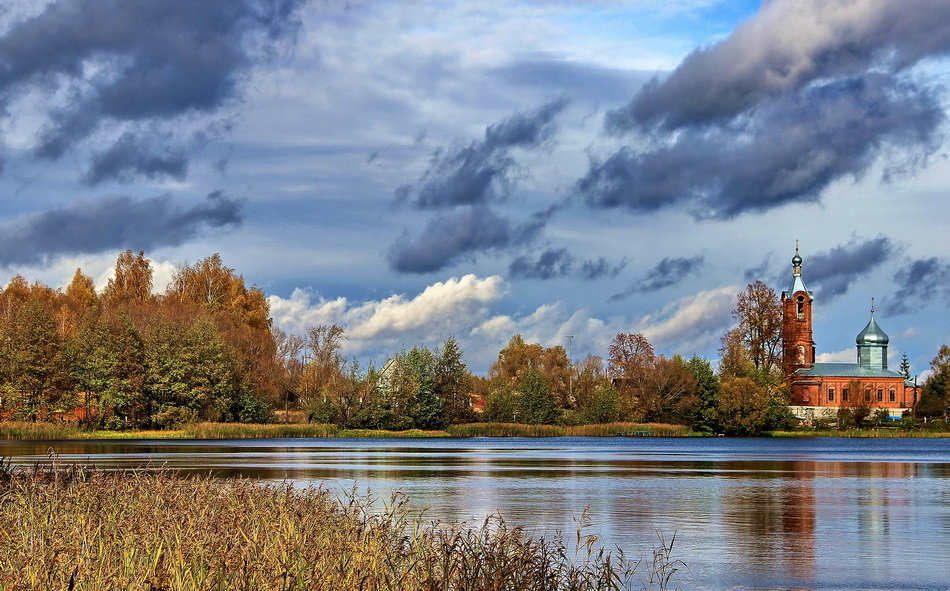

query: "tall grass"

left=446, top=422, right=690, bottom=437
left=183, top=422, right=340, bottom=439
left=769, top=429, right=950, bottom=438
left=0, top=462, right=682, bottom=590
left=0, top=421, right=84, bottom=440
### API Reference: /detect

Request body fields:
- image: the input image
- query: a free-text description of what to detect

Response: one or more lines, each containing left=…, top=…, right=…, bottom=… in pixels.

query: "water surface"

left=3, top=436, right=949, bottom=590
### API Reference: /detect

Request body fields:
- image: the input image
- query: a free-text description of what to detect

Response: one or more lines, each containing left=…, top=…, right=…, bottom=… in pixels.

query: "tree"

left=918, top=345, right=949, bottom=420
left=580, top=383, right=621, bottom=424
left=517, top=366, right=558, bottom=424
left=607, top=332, right=655, bottom=383
left=716, top=376, right=772, bottom=436
left=685, top=355, right=720, bottom=433
left=718, top=328, right=754, bottom=379
left=103, top=250, right=153, bottom=304
left=489, top=335, right=570, bottom=411
left=484, top=384, right=517, bottom=423
left=899, top=353, right=912, bottom=380
left=405, top=346, right=443, bottom=429
left=635, top=356, right=698, bottom=424
left=732, top=281, right=782, bottom=372
left=435, top=337, right=473, bottom=424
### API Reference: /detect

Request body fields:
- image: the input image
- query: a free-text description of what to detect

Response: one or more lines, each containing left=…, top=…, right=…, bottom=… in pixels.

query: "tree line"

left=0, top=254, right=947, bottom=433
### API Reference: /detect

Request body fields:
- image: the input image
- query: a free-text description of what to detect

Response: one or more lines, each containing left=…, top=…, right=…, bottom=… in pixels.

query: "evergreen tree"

left=581, top=383, right=620, bottom=424
left=899, top=353, right=911, bottom=380
left=685, top=355, right=720, bottom=433
left=405, top=346, right=443, bottom=429
left=484, top=385, right=517, bottom=423
left=517, top=366, right=558, bottom=425
left=435, top=337, right=473, bottom=424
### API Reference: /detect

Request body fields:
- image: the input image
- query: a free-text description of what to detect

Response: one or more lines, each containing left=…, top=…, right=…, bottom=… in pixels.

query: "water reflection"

left=2, top=437, right=949, bottom=590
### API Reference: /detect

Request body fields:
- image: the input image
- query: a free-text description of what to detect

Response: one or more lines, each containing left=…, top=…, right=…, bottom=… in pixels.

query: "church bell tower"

left=781, top=242, right=816, bottom=373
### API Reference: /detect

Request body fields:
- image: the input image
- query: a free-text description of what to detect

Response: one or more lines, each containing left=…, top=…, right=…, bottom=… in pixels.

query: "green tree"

left=917, top=345, right=949, bottom=420
left=685, top=355, right=720, bottom=433
left=715, top=376, right=771, bottom=436
left=435, top=337, right=473, bottom=424
left=580, top=382, right=621, bottom=424
left=405, top=346, right=443, bottom=429
left=484, top=384, right=517, bottom=423
left=899, top=353, right=911, bottom=380
left=517, top=366, right=558, bottom=425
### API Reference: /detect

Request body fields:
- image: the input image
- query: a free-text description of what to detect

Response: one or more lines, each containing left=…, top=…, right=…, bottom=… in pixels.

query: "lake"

left=3, top=436, right=949, bottom=590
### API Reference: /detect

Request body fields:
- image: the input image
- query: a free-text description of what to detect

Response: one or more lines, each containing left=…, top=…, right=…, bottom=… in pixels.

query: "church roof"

left=797, top=363, right=902, bottom=379
left=856, top=314, right=889, bottom=346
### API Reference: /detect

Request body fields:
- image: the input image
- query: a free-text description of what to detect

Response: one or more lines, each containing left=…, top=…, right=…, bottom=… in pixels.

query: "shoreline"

left=2, top=420, right=949, bottom=440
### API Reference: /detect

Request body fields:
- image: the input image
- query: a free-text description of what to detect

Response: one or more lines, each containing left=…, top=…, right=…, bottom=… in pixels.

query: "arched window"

left=889, top=389, right=896, bottom=403
left=796, top=296, right=805, bottom=319
left=865, top=388, right=871, bottom=403
left=827, top=387, right=835, bottom=403
left=843, top=387, right=849, bottom=403
left=877, top=388, right=884, bottom=402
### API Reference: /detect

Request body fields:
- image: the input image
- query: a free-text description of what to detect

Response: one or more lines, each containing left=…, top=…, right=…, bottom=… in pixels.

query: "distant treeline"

left=0, top=252, right=947, bottom=434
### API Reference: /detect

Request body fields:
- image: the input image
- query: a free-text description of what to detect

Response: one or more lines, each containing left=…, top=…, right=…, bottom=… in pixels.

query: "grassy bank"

left=768, top=429, right=950, bottom=438
left=0, top=421, right=690, bottom=440
left=0, top=463, right=676, bottom=590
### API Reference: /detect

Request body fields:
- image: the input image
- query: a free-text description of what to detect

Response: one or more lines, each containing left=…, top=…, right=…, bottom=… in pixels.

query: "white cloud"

left=816, top=348, right=853, bottom=363
left=638, top=285, right=739, bottom=354
left=268, top=274, right=505, bottom=356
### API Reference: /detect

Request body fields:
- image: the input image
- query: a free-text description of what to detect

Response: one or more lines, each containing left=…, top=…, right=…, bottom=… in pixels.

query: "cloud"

left=0, top=0, right=303, bottom=176
left=507, top=247, right=625, bottom=280
left=610, top=255, right=704, bottom=300
left=0, top=191, right=242, bottom=267
left=268, top=274, right=505, bottom=350
left=638, top=285, right=739, bottom=353
left=883, top=257, right=950, bottom=315
left=797, top=236, right=896, bottom=300
left=398, top=98, right=568, bottom=209
left=82, top=132, right=188, bottom=185
left=492, top=58, right=647, bottom=104
left=606, top=0, right=950, bottom=131
left=581, top=75, right=944, bottom=218
left=387, top=205, right=547, bottom=274
left=816, top=348, right=854, bottom=363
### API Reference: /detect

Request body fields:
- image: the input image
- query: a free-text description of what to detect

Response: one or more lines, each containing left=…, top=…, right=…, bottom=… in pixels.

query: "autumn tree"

left=103, top=250, right=153, bottom=304
left=718, top=328, right=754, bottom=379
left=732, top=281, right=782, bottom=373
left=489, top=335, right=570, bottom=409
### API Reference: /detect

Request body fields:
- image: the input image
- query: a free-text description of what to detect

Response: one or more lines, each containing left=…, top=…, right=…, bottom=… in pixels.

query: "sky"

left=0, top=0, right=947, bottom=375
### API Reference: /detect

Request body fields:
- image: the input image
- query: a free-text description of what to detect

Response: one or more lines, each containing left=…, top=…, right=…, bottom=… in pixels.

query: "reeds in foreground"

left=0, top=461, right=682, bottom=590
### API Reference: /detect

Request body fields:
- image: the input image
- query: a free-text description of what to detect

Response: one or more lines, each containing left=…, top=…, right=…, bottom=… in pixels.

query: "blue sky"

left=0, top=0, right=947, bottom=374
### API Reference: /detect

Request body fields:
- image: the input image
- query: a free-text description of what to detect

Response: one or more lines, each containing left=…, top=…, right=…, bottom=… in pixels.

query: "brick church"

left=781, top=246, right=918, bottom=419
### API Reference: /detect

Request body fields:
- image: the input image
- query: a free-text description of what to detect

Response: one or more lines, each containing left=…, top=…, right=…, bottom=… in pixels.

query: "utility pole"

left=567, top=335, right=574, bottom=405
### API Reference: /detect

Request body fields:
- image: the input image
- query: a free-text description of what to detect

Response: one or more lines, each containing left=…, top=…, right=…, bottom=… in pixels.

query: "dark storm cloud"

left=398, top=99, right=568, bottom=209
left=388, top=206, right=545, bottom=274
left=0, top=0, right=302, bottom=172
left=507, top=247, right=625, bottom=281
left=799, top=237, right=896, bottom=301
left=0, top=191, right=242, bottom=267
left=580, top=75, right=943, bottom=219
left=606, top=0, right=950, bottom=131
left=883, top=257, right=950, bottom=315
left=609, top=255, right=704, bottom=301
left=82, top=133, right=188, bottom=185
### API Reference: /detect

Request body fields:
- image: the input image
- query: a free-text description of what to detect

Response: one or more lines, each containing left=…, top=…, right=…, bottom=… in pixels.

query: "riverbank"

left=2, top=420, right=947, bottom=440
left=0, top=421, right=691, bottom=440
left=0, top=463, right=663, bottom=590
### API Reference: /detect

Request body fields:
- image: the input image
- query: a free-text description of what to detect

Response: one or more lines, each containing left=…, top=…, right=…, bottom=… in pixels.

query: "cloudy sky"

left=0, top=0, right=947, bottom=374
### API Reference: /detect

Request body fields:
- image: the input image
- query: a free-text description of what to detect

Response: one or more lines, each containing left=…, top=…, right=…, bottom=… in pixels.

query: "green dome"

left=856, top=315, right=889, bottom=346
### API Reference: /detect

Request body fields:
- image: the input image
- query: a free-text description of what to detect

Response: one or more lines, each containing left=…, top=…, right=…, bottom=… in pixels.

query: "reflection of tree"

left=721, top=461, right=816, bottom=584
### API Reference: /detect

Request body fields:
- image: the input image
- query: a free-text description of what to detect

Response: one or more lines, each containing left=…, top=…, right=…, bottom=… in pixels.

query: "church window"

left=889, top=389, right=896, bottom=402
left=877, top=388, right=883, bottom=402
left=865, top=389, right=871, bottom=403
left=796, top=296, right=805, bottom=319
left=827, top=388, right=835, bottom=403
left=843, top=387, right=849, bottom=402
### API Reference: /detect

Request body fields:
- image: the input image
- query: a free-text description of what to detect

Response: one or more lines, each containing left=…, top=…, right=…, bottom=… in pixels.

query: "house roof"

left=797, top=363, right=903, bottom=379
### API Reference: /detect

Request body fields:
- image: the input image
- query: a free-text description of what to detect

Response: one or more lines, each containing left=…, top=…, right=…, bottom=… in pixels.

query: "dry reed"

left=0, top=461, right=677, bottom=590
